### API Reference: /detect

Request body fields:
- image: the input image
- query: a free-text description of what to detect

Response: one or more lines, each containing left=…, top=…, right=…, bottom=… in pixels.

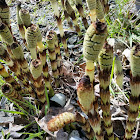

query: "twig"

left=134, top=121, right=140, bottom=139
left=112, top=79, right=129, bottom=102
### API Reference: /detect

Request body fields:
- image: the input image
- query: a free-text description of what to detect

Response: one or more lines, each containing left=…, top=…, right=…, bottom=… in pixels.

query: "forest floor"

left=0, top=0, right=140, bottom=139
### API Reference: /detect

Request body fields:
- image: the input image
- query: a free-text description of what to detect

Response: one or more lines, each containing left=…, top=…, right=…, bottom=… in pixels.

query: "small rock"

left=68, top=35, right=78, bottom=45
left=0, top=111, right=5, bottom=117
left=50, top=93, right=66, bottom=107
left=69, top=130, right=80, bottom=139
left=0, top=117, right=14, bottom=124
left=56, top=129, right=68, bottom=140
left=68, top=45, right=75, bottom=49
left=69, top=137, right=83, bottom=140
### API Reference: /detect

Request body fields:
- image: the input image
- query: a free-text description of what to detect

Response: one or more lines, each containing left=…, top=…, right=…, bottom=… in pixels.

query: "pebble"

left=50, top=93, right=66, bottom=107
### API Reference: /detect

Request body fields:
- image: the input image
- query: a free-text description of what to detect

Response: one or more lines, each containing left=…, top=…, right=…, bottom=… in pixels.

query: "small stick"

left=74, top=0, right=89, bottom=29
left=50, top=0, right=69, bottom=57
left=64, top=0, right=82, bottom=37
left=98, top=42, right=114, bottom=140
left=30, top=59, right=46, bottom=104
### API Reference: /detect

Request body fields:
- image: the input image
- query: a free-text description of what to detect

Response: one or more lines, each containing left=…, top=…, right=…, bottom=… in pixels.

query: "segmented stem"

left=0, top=0, right=12, bottom=32
left=19, top=9, right=31, bottom=28
left=96, top=0, right=105, bottom=22
left=36, top=28, right=54, bottom=97
left=16, top=1, right=25, bottom=41
left=114, top=54, right=123, bottom=89
left=0, top=23, right=14, bottom=46
left=125, top=45, right=140, bottom=139
left=0, top=63, right=23, bottom=94
left=61, top=0, right=73, bottom=29
left=46, top=31, right=60, bottom=88
left=98, top=42, right=114, bottom=140
left=2, top=83, right=27, bottom=110
left=50, top=0, right=69, bottom=57
left=86, top=0, right=96, bottom=22
left=0, top=42, right=33, bottom=96
left=25, top=24, right=38, bottom=59
left=30, top=59, right=46, bottom=103
left=65, top=0, right=82, bottom=37
left=77, top=75, right=104, bottom=140
left=75, top=0, right=88, bottom=29
left=83, top=21, right=107, bottom=82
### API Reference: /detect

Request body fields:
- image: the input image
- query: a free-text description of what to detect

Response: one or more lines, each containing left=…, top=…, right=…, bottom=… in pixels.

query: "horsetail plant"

left=46, top=32, right=60, bottom=88
left=64, top=0, right=82, bottom=37
left=83, top=21, right=107, bottom=82
left=25, top=24, right=38, bottom=59
left=77, top=75, right=104, bottom=140
left=35, top=26, right=54, bottom=97
left=30, top=59, right=46, bottom=104
left=98, top=42, right=114, bottom=140
left=0, top=23, right=14, bottom=46
left=47, top=111, right=94, bottom=139
left=0, top=63, right=23, bottom=95
left=19, top=9, right=32, bottom=28
left=0, top=0, right=11, bottom=31
left=2, top=83, right=27, bottom=110
left=96, top=0, right=105, bottom=22
left=61, top=0, right=73, bottom=29
left=114, top=54, right=123, bottom=89
left=16, top=1, right=25, bottom=42
left=125, top=45, right=140, bottom=139
left=86, top=0, right=96, bottom=22
left=49, top=30, right=62, bottom=75
left=0, top=42, right=35, bottom=97
left=10, top=42, right=33, bottom=81
left=74, top=0, right=88, bottom=29
left=50, top=0, right=69, bottom=57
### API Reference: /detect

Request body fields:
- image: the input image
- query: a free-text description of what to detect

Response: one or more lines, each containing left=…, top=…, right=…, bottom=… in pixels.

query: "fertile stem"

left=75, top=0, right=88, bottom=29
left=77, top=75, right=104, bottom=140
left=98, top=42, right=114, bottom=140
left=61, top=0, right=73, bottom=29
left=65, top=0, right=82, bottom=37
left=46, top=32, right=60, bottom=88
left=0, top=63, right=23, bottom=94
left=50, top=0, right=69, bottom=57
left=114, top=54, right=123, bottom=89
left=30, top=59, right=46, bottom=104
left=125, top=45, right=140, bottom=139
left=83, top=21, right=107, bottom=82
left=2, top=83, right=27, bottom=110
